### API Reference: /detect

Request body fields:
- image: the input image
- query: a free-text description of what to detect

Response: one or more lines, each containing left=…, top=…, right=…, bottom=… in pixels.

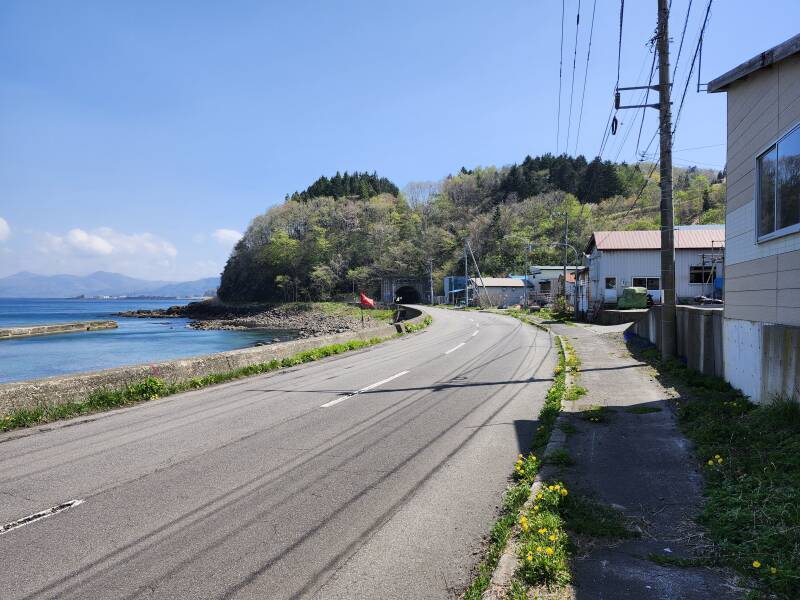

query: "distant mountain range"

left=0, top=271, right=220, bottom=298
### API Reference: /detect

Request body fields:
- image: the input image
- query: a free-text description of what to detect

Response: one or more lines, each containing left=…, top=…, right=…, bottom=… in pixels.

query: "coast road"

left=0, top=307, right=555, bottom=599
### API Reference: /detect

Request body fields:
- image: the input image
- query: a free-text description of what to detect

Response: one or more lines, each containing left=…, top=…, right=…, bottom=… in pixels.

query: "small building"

left=469, top=277, right=530, bottom=307
left=708, top=33, right=800, bottom=403
left=583, top=226, right=725, bottom=311
left=443, top=275, right=467, bottom=304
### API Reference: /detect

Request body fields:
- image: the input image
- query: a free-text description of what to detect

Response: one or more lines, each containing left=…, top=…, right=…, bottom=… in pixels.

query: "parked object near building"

left=582, top=226, right=725, bottom=312
left=618, top=287, right=648, bottom=310
left=708, top=33, right=800, bottom=403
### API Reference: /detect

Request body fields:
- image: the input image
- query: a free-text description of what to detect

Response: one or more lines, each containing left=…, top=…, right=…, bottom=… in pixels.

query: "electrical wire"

left=556, top=0, right=566, bottom=153
left=574, top=0, right=598, bottom=156
left=672, top=0, right=713, bottom=138
left=672, top=0, right=693, bottom=82
left=565, top=0, right=582, bottom=153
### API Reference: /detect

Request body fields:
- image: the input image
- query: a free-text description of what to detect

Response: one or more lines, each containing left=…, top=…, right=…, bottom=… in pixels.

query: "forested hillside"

left=218, top=155, right=725, bottom=301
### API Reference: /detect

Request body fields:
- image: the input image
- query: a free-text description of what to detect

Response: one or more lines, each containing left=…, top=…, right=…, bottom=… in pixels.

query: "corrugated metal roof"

left=589, top=228, right=725, bottom=251
left=470, top=277, right=527, bottom=287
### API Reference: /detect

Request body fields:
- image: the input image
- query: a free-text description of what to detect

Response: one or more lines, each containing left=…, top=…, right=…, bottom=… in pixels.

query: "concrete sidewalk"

left=548, top=323, right=743, bottom=600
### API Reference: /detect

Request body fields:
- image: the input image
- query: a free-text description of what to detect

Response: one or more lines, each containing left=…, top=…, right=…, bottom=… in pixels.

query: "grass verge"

left=463, top=334, right=570, bottom=598
left=1, top=317, right=432, bottom=433
left=632, top=343, right=799, bottom=599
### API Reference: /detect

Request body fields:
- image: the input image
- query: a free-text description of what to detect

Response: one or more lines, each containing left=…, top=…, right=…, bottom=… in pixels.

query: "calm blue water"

left=0, top=298, right=297, bottom=383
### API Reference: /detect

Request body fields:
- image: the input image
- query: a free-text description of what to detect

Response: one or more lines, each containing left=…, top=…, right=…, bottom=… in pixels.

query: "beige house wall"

left=724, top=54, right=800, bottom=327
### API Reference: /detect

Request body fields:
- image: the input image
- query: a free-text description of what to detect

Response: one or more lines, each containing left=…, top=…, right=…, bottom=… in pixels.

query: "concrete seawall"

left=0, top=320, right=118, bottom=340
left=0, top=308, right=426, bottom=415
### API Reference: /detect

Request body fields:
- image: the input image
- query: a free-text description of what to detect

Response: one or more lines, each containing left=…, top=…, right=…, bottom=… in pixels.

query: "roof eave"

left=708, top=33, right=800, bottom=93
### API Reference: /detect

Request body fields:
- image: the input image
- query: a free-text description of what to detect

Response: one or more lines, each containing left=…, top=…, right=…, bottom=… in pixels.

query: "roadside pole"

left=658, top=0, right=676, bottom=358
left=464, top=244, right=469, bottom=307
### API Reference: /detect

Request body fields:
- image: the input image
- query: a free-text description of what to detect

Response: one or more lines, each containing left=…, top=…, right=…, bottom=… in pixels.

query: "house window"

left=540, top=280, right=551, bottom=294
left=689, top=266, right=716, bottom=285
left=757, top=122, right=800, bottom=240
left=632, top=277, right=661, bottom=290
left=605, top=277, right=617, bottom=290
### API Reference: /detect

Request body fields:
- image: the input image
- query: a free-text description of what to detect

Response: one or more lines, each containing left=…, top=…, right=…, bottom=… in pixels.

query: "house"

left=583, top=226, right=725, bottom=310
left=708, top=33, right=800, bottom=403
left=469, top=277, right=530, bottom=307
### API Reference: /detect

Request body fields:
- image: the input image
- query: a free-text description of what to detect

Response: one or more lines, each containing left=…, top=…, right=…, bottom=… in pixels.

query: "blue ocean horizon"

left=0, top=298, right=296, bottom=383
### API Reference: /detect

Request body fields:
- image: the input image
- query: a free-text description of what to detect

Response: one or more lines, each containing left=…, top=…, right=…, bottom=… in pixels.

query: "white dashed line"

left=1, top=500, right=84, bottom=536
left=321, top=371, right=410, bottom=408
left=444, top=342, right=466, bottom=355
left=471, top=330, right=478, bottom=337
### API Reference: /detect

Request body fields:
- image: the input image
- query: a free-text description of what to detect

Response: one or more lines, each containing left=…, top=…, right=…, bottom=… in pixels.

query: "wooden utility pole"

left=657, top=0, right=676, bottom=358
left=464, top=244, right=469, bottom=307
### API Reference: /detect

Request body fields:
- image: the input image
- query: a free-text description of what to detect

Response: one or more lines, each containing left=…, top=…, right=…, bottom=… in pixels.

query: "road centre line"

left=321, top=371, right=410, bottom=408
left=444, top=342, right=466, bottom=355
left=471, top=330, right=478, bottom=337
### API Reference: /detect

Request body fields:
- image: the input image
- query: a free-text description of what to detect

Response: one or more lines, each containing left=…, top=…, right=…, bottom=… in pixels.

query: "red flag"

left=359, top=292, right=376, bottom=308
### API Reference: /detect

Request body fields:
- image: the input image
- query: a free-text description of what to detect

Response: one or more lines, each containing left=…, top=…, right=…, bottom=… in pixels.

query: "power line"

left=564, top=0, right=582, bottom=153
left=556, top=0, right=566, bottom=153
left=599, top=0, right=625, bottom=159
left=634, top=43, right=658, bottom=157
left=574, top=0, right=598, bottom=156
left=673, top=0, right=713, bottom=138
left=672, top=0, right=693, bottom=82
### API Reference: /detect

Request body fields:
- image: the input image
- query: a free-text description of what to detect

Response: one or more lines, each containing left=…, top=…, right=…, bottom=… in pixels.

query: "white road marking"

left=1, top=500, right=84, bottom=536
left=321, top=371, right=410, bottom=408
left=444, top=342, right=466, bottom=355
left=471, top=330, right=478, bottom=337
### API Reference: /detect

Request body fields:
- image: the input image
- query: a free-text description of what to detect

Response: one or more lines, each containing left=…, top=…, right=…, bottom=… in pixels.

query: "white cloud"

left=0, top=217, right=10, bottom=241
left=42, top=227, right=177, bottom=259
left=212, top=228, right=243, bottom=246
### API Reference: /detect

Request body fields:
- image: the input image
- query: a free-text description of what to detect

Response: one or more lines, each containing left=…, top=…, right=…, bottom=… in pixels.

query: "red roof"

left=588, top=228, right=725, bottom=252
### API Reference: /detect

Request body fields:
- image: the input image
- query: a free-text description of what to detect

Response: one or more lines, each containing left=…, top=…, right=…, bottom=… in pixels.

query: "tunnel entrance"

left=394, top=285, right=421, bottom=303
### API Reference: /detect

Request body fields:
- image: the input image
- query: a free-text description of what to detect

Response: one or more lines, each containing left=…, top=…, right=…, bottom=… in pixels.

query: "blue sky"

left=1, top=0, right=798, bottom=280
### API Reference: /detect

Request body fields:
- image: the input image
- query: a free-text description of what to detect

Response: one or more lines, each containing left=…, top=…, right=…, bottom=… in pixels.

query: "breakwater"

left=0, top=320, right=118, bottom=340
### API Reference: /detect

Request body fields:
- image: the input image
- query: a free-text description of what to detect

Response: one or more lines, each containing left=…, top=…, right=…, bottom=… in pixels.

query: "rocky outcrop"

left=116, top=301, right=385, bottom=338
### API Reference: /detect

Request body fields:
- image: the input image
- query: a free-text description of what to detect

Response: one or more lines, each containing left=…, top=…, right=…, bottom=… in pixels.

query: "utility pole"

left=429, top=258, right=434, bottom=305
left=563, top=209, right=569, bottom=299
left=612, top=0, right=676, bottom=358
left=464, top=244, right=469, bottom=307
left=657, top=0, right=676, bottom=358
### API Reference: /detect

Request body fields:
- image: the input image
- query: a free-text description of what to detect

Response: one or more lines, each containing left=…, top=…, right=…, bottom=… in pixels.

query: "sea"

left=0, top=298, right=298, bottom=384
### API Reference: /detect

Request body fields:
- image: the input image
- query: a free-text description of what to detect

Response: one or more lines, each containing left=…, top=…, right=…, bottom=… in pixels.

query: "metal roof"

left=470, top=277, right=527, bottom=288
left=587, top=228, right=725, bottom=252
left=708, top=33, right=800, bottom=93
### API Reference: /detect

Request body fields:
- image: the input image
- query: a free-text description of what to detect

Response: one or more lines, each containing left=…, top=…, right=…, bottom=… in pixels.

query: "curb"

left=481, top=333, right=576, bottom=600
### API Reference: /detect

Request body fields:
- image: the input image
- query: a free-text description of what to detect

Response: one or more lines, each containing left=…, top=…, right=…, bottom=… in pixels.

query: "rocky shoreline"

left=117, top=301, right=384, bottom=339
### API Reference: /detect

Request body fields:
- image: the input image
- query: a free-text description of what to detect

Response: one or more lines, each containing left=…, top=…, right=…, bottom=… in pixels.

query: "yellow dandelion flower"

left=770, top=567, right=777, bottom=574
left=538, top=527, right=547, bottom=534
left=554, top=484, right=561, bottom=490
left=545, top=547, right=554, bottom=555
left=707, top=460, right=714, bottom=466
left=717, top=457, right=723, bottom=464
left=526, top=552, right=533, bottom=562
left=714, top=454, right=721, bottom=459
left=533, top=504, right=540, bottom=511
left=752, top=561, right=761, bottom=569
left=536, top=546, right=543, bottom=552
left=548, top=534, right=557, bottom=541
left=518, top=454, right=524, bottom=459
left=560, top=488, right=568, bottom=496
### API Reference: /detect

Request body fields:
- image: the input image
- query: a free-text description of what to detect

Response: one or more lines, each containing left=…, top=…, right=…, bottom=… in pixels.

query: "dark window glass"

left=758, top=146, right=777, bottom=237
left=777, top=126, right=800, bottom=231
left=646, top=277, right=661, bottom=291
left=689, top=266, right=715, bottom=284
left=605, top=277, right=616, bottom=290
left=632, top=277, right=646, bottom=288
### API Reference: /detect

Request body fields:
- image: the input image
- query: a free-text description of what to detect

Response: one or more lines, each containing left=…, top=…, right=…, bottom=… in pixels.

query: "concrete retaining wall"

left=629, top=305, right=724, bottom=378
left=0, top=308, right=426, bottom=415
left=0, top=320, right=118, bottom=339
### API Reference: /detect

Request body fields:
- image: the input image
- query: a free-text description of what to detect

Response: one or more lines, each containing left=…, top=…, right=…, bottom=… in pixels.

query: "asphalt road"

left=0, top=307, right=555, bottom=599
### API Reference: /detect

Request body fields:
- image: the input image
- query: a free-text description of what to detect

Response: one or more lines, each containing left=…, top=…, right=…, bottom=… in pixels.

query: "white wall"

left=587, top=249, right=721, bottom=304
